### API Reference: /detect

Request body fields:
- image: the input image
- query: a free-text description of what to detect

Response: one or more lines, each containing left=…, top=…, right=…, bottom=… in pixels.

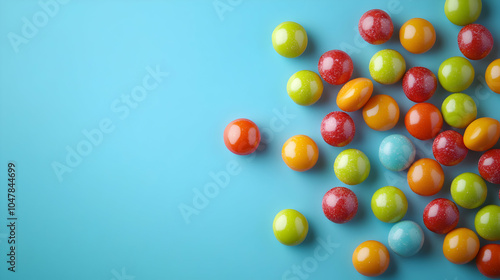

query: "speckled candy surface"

left=273, top=209, right=309, bottom=246
left=402, top=67, right=437, bottom=103
left=443, top=228, right=480, bottom=264
left=362, top=94, right=400, bottom=131
left=407, top=158, right=444, bottom=196
left=322, top=187, right=358, bottom=223
left=478, top=149, right=500, bottom=184
left=320, top=111, right=355, bottom=147
left=379, top=134, right=416, bottom=171
left=458, top=23, right=493, bottom=60
left=444, top=0, right=482, bottom=26
left=463, top=117, right=500, bottom=152
left=334, top=149, right=370, bottom=185
left=272, top=21, right=308, bottom=58
left=318, top=50, right=353, bottom=85
left=423, top=198, right=459, bottom=234
left=441, top=93, right=477, bottom=129
left=475, top=205, right=500, bottom=241
left=369, top=49, right=406, bottom=84
left=371, top=186, right=408, bottom=223
left=388, top=220, right=424, bottom=257
left=358, top=9, right=393, bottom=45
left=438, top=56, right=475, bottom=92
left=433, top=130, right=468, bottom=166
left=286, top=70, right=324, bottom=106
left=450, top=172, right=487, bottom=209
left=405, top=103, right=443, bottom=140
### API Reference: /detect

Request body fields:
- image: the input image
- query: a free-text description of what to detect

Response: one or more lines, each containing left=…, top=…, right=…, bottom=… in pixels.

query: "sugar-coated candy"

left=287, top=70, right=323, bottom=106
left=451, top=172, right=487, bottom=209
left=318, top=50, right=353, bottom=85
left=485, top=59, right=500, bottom=93
left=388, top=220, right=424, bottom=257
left=443, top=228, right=480, bottom=264
left=438, top=57, right=475, bottom=92
left=444, top=0, right=482, bottom=26
left=458, top=23, right=493, bottom=60
left=402, top=67, right=437, bottom=103
left=407, top=158, right=444, bottom=196
left=400, top=18, right=436, bottom=54
left=405, top=103, right=443, bottom=140
left=282, top=135, right=319, bottom=171
left=322, top=187, right=358, bottom=224
left=423, top=198, right=459, bottom=234
left=476, top=244, right=500, bottom=278
left=441, top=93, right=477, bottom=128
left=362, top=94, right=399, bottom=131
left=334, top=149, right=370, bottom=185
left=433, top=130, right=468, bottom=166
left=369, top=49, right=406, bottom=84
left=358, top=9, right=393, bottom=45
left=223, top=118, right=261, bottom=155
left=474, top=205, right=500, bottom=241
left=273, top=209, right=308, bottom=246
left=371, top=186, right=408, bottom=223
left=337, top=78, right=373, bottom=112
left=478, top=149, right=500, bottom=184
left=320, top=111, right=355, bottom=147
left=379, top=134, right=416, bottom=171
left=352, top=240, right=390, bottom=277
left=272, top=21, right=307, bottom=58
left=463, top=117, right=500, bottom=151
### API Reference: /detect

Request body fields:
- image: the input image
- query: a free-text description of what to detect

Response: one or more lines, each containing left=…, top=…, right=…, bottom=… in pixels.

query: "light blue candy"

left=379, top=134, right=416, bottom=171
left=388, top=220, right=424, bottom=257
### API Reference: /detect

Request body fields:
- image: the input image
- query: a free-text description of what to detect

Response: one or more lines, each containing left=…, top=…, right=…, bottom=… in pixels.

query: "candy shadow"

left=301, top=223, right=317, bottom=246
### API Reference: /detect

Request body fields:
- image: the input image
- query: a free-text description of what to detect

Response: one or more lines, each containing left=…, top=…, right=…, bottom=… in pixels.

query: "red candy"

left=358, top=9, right=393, bottom=45
left=405, top=103, right=443, bottom=140
left=322, top=187, right=358, bottom=224
left=478, top=149, right=500, bottom=184
left=476, top=244, right=500, bottom=278
left=402, top=67, right=437, bottom=103
left=458, top=24, right=494, bottom=60
left=223, top=118, right=261, bottom=155
left=318, top=50, right=353, bottom=85
left=320, top=111, right=355, bottom=147
left=433, top=130, right=468, bottom=166
left=423, top=198, right=459, bottom=234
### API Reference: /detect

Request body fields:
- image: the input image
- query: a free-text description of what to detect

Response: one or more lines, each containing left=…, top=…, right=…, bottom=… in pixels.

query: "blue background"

left=0, top=0, right=499, bottom=279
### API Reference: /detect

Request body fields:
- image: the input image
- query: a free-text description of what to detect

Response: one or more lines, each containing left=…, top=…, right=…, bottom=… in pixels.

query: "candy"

left=399, top=18, right=436, bottom=54
left=273, top=209, right=308, bottom=246
left=352, top=240, right=390, bottom=277
left=474, top=205, right=500, bottom=241
left=478, top=149, right=500, bottom=184
left=334, top=149, right=370, bottom=185
left=320, top=111, right=355, bottom=147
left=322, top=187, right=358, bottom=223
left=463, top=117, right=500, bottom=151
left=369, top=49, right=406, bottom=84
left=486, top=58, right=500, bottom=93
left=272, top=21, right=307, bottom=58
left=443, top=228, right=480, bottom=264
left=476, top=244, right=500, bottom=278
left=318, top=50, right=353, bottom=85
left=286, top=70, right=324, bottom=106
left=423, top=198, right=459, bottom=234
left=362, top=94, right=400, bottom=131
left=441, top=93, right=477, bottom=128
left=371, top=186, right=408, bottom=223
left=458, top=24, right=493, bottom=60
left=379, top=134, right=416, bottom=171
left=358, top=9, right=393, bottom=45
left=450, top=172, right=487, bottom=209
left=432, top=130, right=468, bottom=166
left=407, top=158, right=444, bottom=196
left=405, top=103, right=443, bottom=140
left=282, top=135, right=318, bottom=172
left=388, top=220, right=424, bottom=257
left=438, top=57, right=475, bottom=92
left=444, top=0, right=482, bottom=26
left=336, top=78, right=373, bottom=112
left=223, top=118, right=261, bottom=155
left=402, top=67, right=437, bottom=103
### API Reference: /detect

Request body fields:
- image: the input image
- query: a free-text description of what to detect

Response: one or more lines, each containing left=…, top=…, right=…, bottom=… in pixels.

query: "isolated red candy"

left=423, top=198, right=459, bottom=234
left=403, top=67, right=437, bottom=103
left=321, top=111, right=355, bottom=147
left=322, top=187, right=358, bottom=224
left=358, top=9, right=394, bottom=45
left=433, top=130, right=468, bottom=166
left=318, top=50, right=353, bottom=85
left=458, top=24, right=493, bottom=60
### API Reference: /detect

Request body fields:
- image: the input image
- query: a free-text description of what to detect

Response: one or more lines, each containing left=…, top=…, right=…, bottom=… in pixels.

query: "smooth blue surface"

left=379, top=134, right=416, bottom=171
left=0, top=0, right=499, bottom=279
left=388, top=220, right=425, bottom=257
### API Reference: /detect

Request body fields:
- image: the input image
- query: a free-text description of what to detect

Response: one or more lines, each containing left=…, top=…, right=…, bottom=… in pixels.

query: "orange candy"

left=400, top=18, right=436, bottom=54
left=352, top=240, right=390, bottom=277
left=281, top=135, right=319, bottom=172
left=443, top=228, right=480, bottom=264
left=486, top=59, right=500, bottom=94
left=337, top=78, right=373, bottom=112
left=362, top=94, right=400, bottom=131
left=463, top=117, right=500, bottom=152
left=405, top=103, right=443, bottom=140
left=407, top=158, right=444, bottom=196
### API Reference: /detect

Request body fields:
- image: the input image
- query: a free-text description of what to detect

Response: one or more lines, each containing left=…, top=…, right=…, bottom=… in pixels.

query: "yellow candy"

left=336, top=78, right=373, bottom=112
left=362, top=94, right=400, bottom=131
left=282, top=135, right=319, bottom=171
left=463, top=117, right=500, bottom=152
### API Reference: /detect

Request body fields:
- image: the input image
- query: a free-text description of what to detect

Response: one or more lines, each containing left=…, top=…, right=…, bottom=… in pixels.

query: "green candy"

left=371, top=186, right=408, bottom=223
left=334, top=149, right=370, bottom=185
left=287, top=70, right=323, bottom=106
left=438, top=57, right=475, bottom=92
left=273, top=209, right=308, bottom=246
left=451, top=172, right=487, bottom=209
left=475, top=205, right=500, bottom=241
left=272, top=21, right=308, bottom=58
left=369, top=49, right=406, bottom=85
left=441, top=93, right=477, bottom=128
left=445, top=0, right=482, bottom=26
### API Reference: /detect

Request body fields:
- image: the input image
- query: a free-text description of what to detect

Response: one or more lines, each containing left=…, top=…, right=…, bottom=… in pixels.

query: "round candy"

left=476, top=244, right=500, bottom=278
left=444, top=0, right=482, bottom=26
left=407, top=158, right=444, bottom=196
left=320, top=111, right=355, bottom=147
left=362, top=94, right=400, bottom=131
left=352, top=240, right=390, bottom=277
left=423, top=198, right=459, bottom=234
left=388, top=220, right=424, bottom=257
left=371, top=186, right=408, bottom=223
left=402, top=67, right=437, bottom=103
left=358, top=9, right=393, bottom=45
left=463, top=117, right=500, bottom=152
left=486, top=59, right=500, bottom=94
left=322, top=187, right=358, bottom=224
left=438, top=57, right=475, bottom=92
left=286, top=70, right=324, bottom=106
left=399, top=18, right=436, bottom=54
left=451, top=172, right=487, bottom=209
left=443, top=228, right=480, bottom=264
left=282, top=135, right=319, bottom=172
left=272, top=21, right=307, bottom=58
left=441, top=93, right=477, bottom=129
left=379, top=134, right=416, bottom=171
left=273, top=209, right=308, bottom=246
left=405, top=103, right=443, bottom=140
left=336, top=78, right=373, bottom=112
left=318, top=50, right=353, bottom=85
left=223, top=118, right=261, bottom=155
left=475, top=205, right=500, bottom=241
left=458, top=23, right=493, bottom=60
left=334, top=149, right=370, bottom=185
left=369, top=49, right=406, bottom=85
left=478, top=149, right=500, bottom=184
left=433, top=130, right=468, bottom=166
